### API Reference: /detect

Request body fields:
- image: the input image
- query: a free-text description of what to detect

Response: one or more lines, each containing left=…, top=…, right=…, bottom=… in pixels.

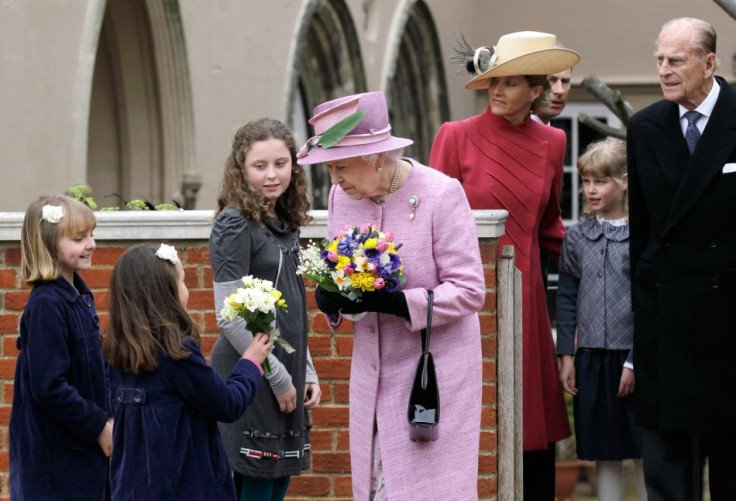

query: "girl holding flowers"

left=104, top=244, right=272, bottom=500
left=209, top=118, right=320, bottom=501
left=10, top=195, right=110, bottom=499
left=298, top=92, right=485, bottom=500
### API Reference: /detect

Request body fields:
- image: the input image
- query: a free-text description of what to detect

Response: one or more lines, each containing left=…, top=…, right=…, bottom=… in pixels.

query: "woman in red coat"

left=430, top=31, right=580, bottom=499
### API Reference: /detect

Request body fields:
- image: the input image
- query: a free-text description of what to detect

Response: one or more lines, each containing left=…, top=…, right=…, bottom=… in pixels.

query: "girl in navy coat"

left=104, top=244, right=272, bottom=500
left=10, top=195, right=111, bottom=500
left=556, top=139, right=646, bottom=500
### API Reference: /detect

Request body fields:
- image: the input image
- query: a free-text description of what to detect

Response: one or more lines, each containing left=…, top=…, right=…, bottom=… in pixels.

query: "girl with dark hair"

left=209, top=118, right=320, bottom=501
left=105, top=244, right=272, bottom=500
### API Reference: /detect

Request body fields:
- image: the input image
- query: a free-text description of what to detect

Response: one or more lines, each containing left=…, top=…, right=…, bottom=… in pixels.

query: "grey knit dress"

left=209, top=206, right=317, bottom=478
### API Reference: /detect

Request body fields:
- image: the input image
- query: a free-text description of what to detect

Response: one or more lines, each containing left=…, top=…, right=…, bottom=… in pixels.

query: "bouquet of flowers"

left=220, top=276, right=295, bottom=373
left=297, top=223, right=406, bottom=302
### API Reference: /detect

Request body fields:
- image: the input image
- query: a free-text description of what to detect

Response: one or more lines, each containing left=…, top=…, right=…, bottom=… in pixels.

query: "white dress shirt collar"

left=678, top=78, right=720, bottom=134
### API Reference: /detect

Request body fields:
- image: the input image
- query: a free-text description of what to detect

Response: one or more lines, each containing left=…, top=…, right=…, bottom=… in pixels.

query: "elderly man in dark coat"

left=627, top=17, right=736, bottom=501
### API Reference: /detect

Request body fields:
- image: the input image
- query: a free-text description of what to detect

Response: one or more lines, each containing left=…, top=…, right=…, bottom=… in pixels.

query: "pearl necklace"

left=389, top=159, right=402, bottom=195
left=374, top=160, right=402, bottom=205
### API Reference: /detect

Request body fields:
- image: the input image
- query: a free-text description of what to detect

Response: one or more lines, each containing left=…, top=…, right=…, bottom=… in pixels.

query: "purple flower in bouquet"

left=296, top=224, right=407, bottom=302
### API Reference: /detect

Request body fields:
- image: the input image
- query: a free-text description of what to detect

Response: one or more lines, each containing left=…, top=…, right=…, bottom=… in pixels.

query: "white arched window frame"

left=87, top=0, right=197, bottom=209
left=385, top=0, right=449, bottom=165
left=287, top=0, right=367, bottom=210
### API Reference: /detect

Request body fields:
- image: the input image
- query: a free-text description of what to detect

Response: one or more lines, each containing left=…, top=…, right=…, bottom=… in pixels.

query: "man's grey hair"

left=658, top=17, right=719, bottom=69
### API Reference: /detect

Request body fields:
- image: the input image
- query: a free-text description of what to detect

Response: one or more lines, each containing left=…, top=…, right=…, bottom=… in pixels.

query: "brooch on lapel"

left=408, top=195, right=420, bottom=220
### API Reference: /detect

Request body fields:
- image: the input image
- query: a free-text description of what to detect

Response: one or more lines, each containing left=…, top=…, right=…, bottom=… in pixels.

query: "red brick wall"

left=0, top=238, right=500, bottom=500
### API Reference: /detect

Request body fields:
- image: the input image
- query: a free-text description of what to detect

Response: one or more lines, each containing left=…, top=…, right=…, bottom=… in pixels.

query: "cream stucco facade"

left=1, top=0, right=735, bottom=211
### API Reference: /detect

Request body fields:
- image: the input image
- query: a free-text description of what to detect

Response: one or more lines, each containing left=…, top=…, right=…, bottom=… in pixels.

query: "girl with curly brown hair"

left=209, top=118, right=320, bottom=501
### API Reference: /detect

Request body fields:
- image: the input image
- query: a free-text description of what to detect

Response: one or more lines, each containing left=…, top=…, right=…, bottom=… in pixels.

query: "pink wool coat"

left=326, top=161, right=485, bottom=500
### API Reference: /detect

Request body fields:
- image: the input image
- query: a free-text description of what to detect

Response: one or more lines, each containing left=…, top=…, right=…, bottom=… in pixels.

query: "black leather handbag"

left=407, top=290, right=439, bottom=442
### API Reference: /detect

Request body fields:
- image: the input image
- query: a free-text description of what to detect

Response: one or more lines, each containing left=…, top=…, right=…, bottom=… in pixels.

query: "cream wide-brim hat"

left=465, top=31, right=580, bottom=90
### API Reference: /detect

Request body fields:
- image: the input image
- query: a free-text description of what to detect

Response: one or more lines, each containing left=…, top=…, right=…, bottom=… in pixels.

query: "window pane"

left=550, top=117, right=573, bottom=165
left=579, top=117, right=609, bottom=155
left=560, top=172, right=573, bottom=221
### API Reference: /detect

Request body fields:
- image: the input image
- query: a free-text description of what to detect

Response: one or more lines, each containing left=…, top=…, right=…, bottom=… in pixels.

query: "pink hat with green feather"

left=297, top=92, right=413, bottom=165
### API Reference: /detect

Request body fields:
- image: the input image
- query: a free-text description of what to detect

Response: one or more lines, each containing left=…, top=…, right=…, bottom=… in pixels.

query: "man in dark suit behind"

left=627, top=17, right=736, bottom=500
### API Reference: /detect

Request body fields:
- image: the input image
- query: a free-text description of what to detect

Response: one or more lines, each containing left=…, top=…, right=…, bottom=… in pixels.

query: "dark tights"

left=235, top=474, right=291, bottom=501
left=523, top=442, right=556, bottom=500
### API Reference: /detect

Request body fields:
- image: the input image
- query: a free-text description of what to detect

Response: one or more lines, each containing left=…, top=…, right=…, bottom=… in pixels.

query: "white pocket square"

left=722, top=163, right=736, bottom=173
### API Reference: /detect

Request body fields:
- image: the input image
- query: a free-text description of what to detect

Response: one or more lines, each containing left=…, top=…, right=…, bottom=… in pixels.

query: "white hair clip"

left=155, top=243, right=179, bottom=264
left=41, top=205, right=64, bottom=224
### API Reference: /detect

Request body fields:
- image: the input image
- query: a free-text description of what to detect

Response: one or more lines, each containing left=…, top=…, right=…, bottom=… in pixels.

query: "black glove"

left=358, top=290, right=410, bottom=319
left=314, top=286, right=367, bottom=315
left=314, top=286, right=409, bottom=319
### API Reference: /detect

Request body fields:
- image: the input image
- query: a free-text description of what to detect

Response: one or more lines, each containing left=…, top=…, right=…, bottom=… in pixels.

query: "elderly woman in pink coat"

left=298, top=91, right=485, bottom=500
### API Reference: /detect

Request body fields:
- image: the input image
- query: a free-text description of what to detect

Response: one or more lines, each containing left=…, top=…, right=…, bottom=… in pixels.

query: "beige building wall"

left=434, top=0, right=736, bottom=112
left=1, top=1, right=102, bottom=211
left=178, top=0, right=301, bottom=211
left=2, top=0, right=735, bottom=211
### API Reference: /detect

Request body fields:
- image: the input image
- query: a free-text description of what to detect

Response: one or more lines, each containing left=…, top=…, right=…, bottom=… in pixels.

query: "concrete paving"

left=571, top=460, right=642, bottom=500
left=570, top=460, right=711, bottom=501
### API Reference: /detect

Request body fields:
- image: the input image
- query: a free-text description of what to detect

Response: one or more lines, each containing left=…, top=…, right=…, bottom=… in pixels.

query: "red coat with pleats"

left=430, top=106, right=571, bottom=451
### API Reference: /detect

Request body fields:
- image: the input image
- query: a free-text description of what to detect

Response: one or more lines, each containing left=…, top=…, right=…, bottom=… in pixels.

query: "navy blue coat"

left=10, top=274, right=109, bottom=500
left=108, top=337, right=263, bottom=500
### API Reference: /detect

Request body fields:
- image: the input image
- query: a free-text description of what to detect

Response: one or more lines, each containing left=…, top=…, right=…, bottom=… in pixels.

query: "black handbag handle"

left=408, top=289, right=439, bottom=440
left=419, top=290, right=434, bottom=389
left=421, top=290, right=434, bottom=355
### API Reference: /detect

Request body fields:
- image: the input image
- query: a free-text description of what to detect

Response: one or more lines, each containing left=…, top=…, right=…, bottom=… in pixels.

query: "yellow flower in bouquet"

left=297, top=224, right=406, bottom=302
left=220, top=275, right=294, bottom=373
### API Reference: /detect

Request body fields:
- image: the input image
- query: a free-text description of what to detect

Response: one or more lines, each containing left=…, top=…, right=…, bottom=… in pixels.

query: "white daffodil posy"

left=219, top=274, right=291, bottom=372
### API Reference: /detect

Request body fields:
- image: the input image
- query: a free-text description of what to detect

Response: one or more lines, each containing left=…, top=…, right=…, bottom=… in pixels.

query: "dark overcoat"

left=9, top=275, right=109, bottom=500
left=627, top=76, right=736, bottom=433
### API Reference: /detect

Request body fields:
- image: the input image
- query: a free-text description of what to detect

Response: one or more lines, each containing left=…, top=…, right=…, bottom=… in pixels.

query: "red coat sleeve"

left=429, top=122, right=462, bottom=181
